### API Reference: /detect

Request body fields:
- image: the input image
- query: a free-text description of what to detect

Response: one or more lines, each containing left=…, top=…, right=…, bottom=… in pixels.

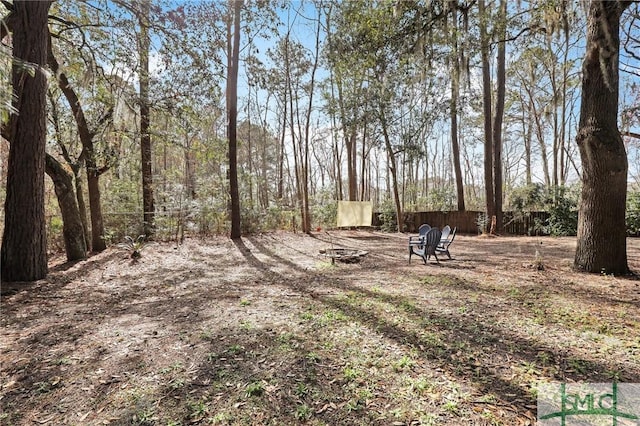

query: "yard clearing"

left=2, top=231, right=640, bottom=425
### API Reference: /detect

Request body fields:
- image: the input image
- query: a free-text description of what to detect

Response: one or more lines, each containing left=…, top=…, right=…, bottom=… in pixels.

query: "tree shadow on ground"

left=3, top=234, right=639, bottom=424
left=240, top=236, right=640, bottom=412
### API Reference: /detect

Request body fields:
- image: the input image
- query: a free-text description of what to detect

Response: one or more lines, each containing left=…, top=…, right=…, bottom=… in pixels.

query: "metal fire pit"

left=319, top=248, right=368, bottom=264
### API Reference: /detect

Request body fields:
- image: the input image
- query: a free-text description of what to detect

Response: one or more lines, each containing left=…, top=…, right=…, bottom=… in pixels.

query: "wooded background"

left=1, top=0, right=639, bottom=263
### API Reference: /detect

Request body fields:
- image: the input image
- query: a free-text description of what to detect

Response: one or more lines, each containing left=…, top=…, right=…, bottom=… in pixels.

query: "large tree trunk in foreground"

left=1, top=1, right=52, bottom=282
left=574, top=1, right=630, bottom=274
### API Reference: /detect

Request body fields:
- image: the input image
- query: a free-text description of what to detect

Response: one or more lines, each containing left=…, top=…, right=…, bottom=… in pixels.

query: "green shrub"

left=262, top=205, right=287, bottom=230
left=626, top=191, right=640, bottom=236
left=546, top=198, right=578, bottom=236
left=378, top=199, right=397, bottom=232
left=425, top=186, right=456, bottom=212
left=506, top=184, right=546, bottom=235
left=507, top=183, right=545, bottom=211
left=545, top=186, right=579, bottom=236
left=312, top=200, right=337, bottom=230
left=240, top=206, right=262, bottom=233
left=46, top=215, right=65, bottom=253
left=507, top=184, right=578, bottom=236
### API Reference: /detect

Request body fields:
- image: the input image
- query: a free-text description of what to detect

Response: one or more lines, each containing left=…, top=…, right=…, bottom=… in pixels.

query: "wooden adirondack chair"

left=436, top=226, right=456, bottom=259
left=409, top=227, right=442, bottom=264
left=408, top=224, right=431, bottom=249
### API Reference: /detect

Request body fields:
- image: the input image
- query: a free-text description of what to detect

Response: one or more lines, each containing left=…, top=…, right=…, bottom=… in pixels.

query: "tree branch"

left=0, top=9, right=16, bottom=43
left=89, top=106, right=114, bottom=138
left=623, top=130, right=640, bottom=139
left=491, top=26, right=545, bottom=46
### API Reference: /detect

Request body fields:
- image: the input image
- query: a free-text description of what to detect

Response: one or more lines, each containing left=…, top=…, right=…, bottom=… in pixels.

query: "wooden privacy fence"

left=372, top=210, right=551, bottom=235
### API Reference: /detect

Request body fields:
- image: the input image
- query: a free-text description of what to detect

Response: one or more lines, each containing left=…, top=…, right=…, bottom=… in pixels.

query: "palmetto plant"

left=118, top=235, right=146, bottom=259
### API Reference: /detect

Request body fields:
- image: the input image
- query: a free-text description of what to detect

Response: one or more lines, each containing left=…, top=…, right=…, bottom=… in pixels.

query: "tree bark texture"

left=48, top=34, right=107, bottom=251
left=491, top=0, right=507, bottom=232
left=227, top=0, right=243, bottom=239
left=45, top=154, right=87, bottom=261
left=1, top=1, right=52, bottom=282
left=47, top=89, right=89, bottom=260
left=574, top=1, right=630, bottom=274
left=346, top=131, right=357, bottom=201
left=138, top=0, right=155, bottom=238
left=335, top=74, right=358, bottom=202
left=478, top=0, right=495, bottom=229
left=300, top=10, right=322, bottom=234
left=74, top=168, right=91, bottom=252
left=380, top=110, right=403, bottom=232
left=449, top=6, right=465, bottom=212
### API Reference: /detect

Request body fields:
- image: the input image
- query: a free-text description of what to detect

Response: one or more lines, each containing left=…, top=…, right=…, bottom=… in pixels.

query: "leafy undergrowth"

left=1, top=231, right=639, bottom=425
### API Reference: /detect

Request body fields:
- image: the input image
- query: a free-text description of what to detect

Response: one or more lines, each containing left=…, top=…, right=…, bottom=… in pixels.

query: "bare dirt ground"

left=2, top=231, right=640, bottom=425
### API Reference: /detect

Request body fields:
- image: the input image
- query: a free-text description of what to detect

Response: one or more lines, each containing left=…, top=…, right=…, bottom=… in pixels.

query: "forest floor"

left=2, top=231, right=640, bottom=425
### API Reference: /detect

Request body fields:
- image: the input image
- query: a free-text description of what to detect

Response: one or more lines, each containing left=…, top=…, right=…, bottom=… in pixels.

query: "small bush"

left=545, top=187, right=578, bottom=236
left=311, top=200, right=337, bottom=230
left=240, top=206, right=262, bottom=233
left=507, top=184, right=578, bottom=236
left=425, top=186, right=456, bottom=211
left=378, top=199, right=397, bottom=232
left=46, top=215, right=65, bottom=253
left=118, top=235, right=147, bottom=259
left=626, top=191, right=640, bottom=236
left=264, top=206, right=290, bottom=230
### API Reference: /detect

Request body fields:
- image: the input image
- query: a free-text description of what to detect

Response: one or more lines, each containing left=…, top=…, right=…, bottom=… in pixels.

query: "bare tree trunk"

left=519, top=88, right=533, bottom=185
left=278, top=100, right=287, bottom=201
left=492, top=0, right=507, bottom=232
left=324, top=6, right=343, bottom=202
left=48, top=35, right=110, bottom=251
left=346, top=132, right=357, bottom=201
left=478, top=0, right=494, bottom=230
left=574, top=0, right=630, bottom=274
left=184, top=135, right=196, bottom=199
left=450, top=30, right=465, bottom=211
left=86, top=169, right=106, bottom=251
left=74, top=166, right=91, bottom=250
left=333, top=120, right=343, bottom=200
left=360, top=122, right=367, bottom=202
left=523, top=72, right=551, bottom=186
left=299, top=8, right=322, bottom=233
left=560, top=6, right=570, bottom=185
left=47, top=90, right=89, bottom=259
left=1, top=0, right=52, bottom=281
left=548, top=35, right=560, bottom=190
left=46, top=154, right=87, bottom=261
left=335, top=74, right=359, bottom=201
left=247, top=90, right=254, bottom=210
left=259, top=95, right=271, bottom=208
left=380, top=110, right=403, bottom=232
left=423, top=126, right=429, bottom=202
left=138, top=0, right=155, bottom=237
left=283, top=34, right=304, bottom=232
left=227, top=0, right=243, bottom=239
left=46, top=92, right=87, bottom=261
